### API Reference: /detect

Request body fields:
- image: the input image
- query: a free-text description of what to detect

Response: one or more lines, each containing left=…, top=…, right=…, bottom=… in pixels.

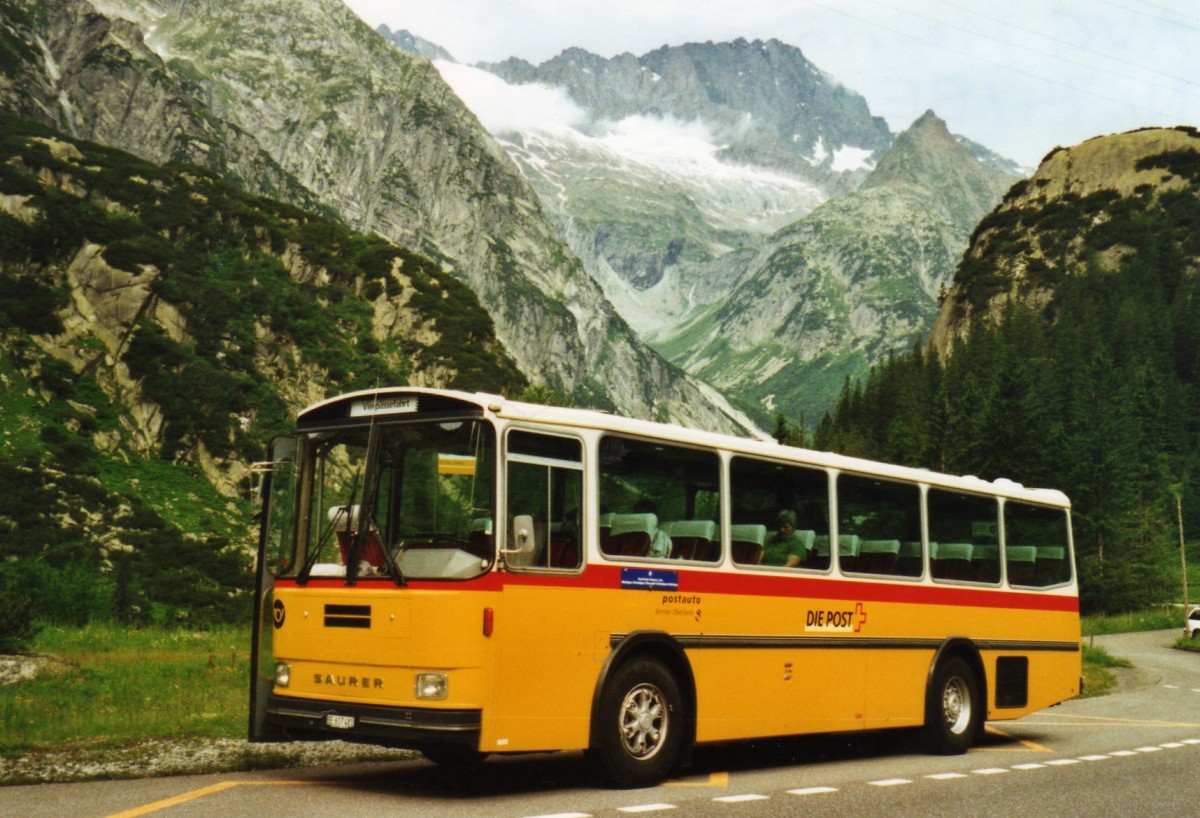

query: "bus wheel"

left=926, top=656, right=981, bottom=755
left=596, top=658, right=684, bottom=788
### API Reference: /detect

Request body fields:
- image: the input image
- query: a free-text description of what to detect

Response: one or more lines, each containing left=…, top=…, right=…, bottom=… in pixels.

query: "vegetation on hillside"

left=0, top=113, right=526, bottom=640
left=815, top=140, right=1200, bottom=615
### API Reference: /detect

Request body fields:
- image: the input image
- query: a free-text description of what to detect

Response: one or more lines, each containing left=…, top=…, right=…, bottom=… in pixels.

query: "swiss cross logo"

left=854, top=602, right=867, bottom=633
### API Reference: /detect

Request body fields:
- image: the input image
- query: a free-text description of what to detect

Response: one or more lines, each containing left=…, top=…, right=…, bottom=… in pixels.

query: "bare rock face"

left=660, top=111, right=1016, bottom=423
left=930, top=127, right=1200, bottom=359
left=4, top=0, right=744, bottom=432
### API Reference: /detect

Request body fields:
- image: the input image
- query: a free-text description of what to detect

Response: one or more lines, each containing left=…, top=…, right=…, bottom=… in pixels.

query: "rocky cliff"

left=657, top=111, right=1016, bottom=424
left=0, top=111, right=525, bottom=621
left=482, top=38, right=892, bottom=180
left=930, top=126, right=1200, bottom=357
left=1, top=0, right=744, bottom=432
left=452, top=38, right=1022, bottom=425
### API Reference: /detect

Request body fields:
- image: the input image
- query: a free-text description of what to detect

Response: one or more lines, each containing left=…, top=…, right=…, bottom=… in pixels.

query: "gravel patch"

left=0, top=653, right=417, bottom=786
left=0, top=655, right=71, bottom=686
left=0, top=737, right=415, bottom=786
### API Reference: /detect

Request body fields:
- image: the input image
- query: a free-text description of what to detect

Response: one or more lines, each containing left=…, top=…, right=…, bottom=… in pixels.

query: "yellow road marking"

left=664, top=770, right=728, bottom=787
left=106, top=780, right=325, bottom=817
left=983, top=725, right=1053, bottom=752
left=110, top=712, right=1200, bottom=813
left=1020, top=713, right=1200, bottom=728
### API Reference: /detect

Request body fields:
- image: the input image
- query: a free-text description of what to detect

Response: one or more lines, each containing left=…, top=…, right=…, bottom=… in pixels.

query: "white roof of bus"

left=300, top=387, right=1070, bottom=508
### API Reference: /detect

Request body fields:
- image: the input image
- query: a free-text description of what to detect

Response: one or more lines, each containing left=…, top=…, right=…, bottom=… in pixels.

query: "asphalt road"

left=6, top=629, right=1199, bottom=818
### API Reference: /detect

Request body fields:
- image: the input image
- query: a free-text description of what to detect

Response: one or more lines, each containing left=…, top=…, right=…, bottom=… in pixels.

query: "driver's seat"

left=328, top=505, right=386, bottom=569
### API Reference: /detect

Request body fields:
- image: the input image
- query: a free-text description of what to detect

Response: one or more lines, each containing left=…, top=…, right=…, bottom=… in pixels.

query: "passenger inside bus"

left=761, top=510, right=810, bottom=567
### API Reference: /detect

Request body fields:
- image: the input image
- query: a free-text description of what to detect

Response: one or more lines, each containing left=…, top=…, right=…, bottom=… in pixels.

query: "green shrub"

left=0, top=562, right=41, bottom=652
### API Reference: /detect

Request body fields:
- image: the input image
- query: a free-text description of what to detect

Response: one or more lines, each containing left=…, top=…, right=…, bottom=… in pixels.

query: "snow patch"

left=806, top=136, right=829, bottom=166
left=435, top=61, right=588, bottom=134
left=831, top=145, right=876, bottom=173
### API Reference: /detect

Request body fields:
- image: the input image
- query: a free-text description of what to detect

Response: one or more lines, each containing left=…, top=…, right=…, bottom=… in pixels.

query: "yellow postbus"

left=249, top=387, right=1080, bottom=787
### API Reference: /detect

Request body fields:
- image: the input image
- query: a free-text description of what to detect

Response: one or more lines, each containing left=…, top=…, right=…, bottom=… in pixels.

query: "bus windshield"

left=294, top=418, right=495, bottom=582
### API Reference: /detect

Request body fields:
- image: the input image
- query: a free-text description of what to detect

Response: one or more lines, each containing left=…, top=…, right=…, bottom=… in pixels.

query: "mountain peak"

left=863, top=109, right=957, bottom=188
left=860, top=110, right=1017, bottom=234
left=376, top=24, right=455, bottom=62
left=911, top=108, right=944, bottom=128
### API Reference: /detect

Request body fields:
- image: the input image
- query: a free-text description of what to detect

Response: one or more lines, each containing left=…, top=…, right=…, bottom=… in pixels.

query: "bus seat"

left=898, top=541, right=924, bottom=577
left=812, top=535, right=860, bottom=556
left=837, top=534, right=862, bottom=571
left=1006, top=545, right=1038, bottom=585
left=858, top=539, right=901, bottom=574
left=730, top=523, right=766, bottom=565
left=970, top=544, right=1000, bottom=583
left=608, top=512, right=657, bottom=557
left=667, top=519, right=717, bottom=561
left=599, top=512, right=614, bottom=552
left=931, top=542, right=973, bottom=580
left=813, top=534, right=860, bottom=571
left=1034, top=546, right=1067, bottom=585
left=468, top=518, right=492, bottom=557
left=549, top=538, right=579, bottom=569
left=328, top=505, right=386, bottom=569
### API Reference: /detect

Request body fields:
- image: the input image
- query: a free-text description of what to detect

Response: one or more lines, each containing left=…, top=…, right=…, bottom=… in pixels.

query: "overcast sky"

left=344, top=0, right=1198, bottom=169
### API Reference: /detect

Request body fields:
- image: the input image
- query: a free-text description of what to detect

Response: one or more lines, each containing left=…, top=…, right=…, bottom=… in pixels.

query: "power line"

left=1097, top=0, right=1200, bottom=32
left=799, top=0, right=1189, bottom=125
left=932, top=0, right=1197, bottom=89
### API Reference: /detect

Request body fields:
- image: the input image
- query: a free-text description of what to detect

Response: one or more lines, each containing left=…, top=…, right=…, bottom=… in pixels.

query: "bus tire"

left=596, top=657, right=684, bottom=788
left=925, top=656, right=981, bottom=755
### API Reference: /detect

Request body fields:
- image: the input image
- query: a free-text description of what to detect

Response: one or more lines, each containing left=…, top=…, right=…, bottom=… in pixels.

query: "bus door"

left=491, top=430, right=589, bottom=750
left=249, top=436, right=298, bottom=742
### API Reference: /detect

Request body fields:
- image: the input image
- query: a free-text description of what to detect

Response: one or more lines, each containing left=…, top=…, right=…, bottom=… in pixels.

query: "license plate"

left=325, top=713, right=355, bottom=730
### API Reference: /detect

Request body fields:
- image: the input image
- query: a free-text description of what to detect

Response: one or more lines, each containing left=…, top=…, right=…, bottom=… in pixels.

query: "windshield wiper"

left=298, top=467, right=361, bottom=586
left=344, top=422, right=406, bottom=587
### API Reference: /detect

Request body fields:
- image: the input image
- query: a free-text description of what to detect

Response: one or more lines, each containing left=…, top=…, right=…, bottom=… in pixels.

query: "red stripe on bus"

left=277, top=564, right=1077, bottom=612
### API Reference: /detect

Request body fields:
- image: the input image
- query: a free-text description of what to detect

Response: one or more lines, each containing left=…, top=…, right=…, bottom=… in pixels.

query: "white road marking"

left=618, top=805, right=677, bottom=813
left=788, top=787, right=838, bottom=795
left=713, top=794, right=769, bottom=803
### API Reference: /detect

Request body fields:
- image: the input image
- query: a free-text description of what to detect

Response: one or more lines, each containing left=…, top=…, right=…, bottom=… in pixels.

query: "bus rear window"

left=1005, top=502, right=1072, bottom=587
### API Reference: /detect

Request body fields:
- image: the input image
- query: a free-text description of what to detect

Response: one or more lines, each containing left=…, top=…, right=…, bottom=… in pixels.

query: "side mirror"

left=250, top=436, right=297, bottom=520
left=501, top=514, right=538, bottom=566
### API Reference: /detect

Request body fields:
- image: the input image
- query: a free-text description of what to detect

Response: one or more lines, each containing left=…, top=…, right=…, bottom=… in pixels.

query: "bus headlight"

left=415, top=672, right=448, bottom=699
left=274, top=661, right=291, bottom=688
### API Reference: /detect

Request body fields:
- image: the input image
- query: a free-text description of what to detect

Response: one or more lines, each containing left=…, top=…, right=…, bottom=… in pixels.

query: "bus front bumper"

left=263, top=694, right=482, bottom=751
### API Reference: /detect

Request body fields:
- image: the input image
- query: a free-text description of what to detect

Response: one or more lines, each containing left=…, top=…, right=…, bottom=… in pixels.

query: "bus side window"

left=837, top=474, right=920, bottom=576
left=506, top=431, right=583, bottom=571
left=730, top=456, right=829, bottom=570
left=599, top=436, right=720, bottom=562
left=927, top=489, right=1000, bottom=584
left=1005, top=502, right=1072, bottom=587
